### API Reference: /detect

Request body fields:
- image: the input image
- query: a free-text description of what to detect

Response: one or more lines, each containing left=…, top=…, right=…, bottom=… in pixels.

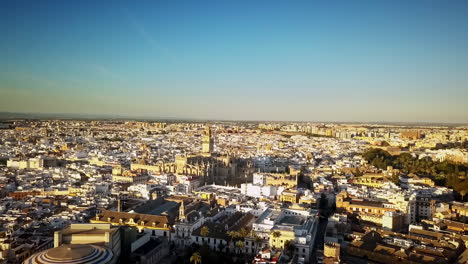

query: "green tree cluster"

left=362, top=148, right=468, bottom=200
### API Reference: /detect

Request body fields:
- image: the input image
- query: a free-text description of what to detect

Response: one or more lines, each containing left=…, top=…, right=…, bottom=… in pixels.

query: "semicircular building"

left=24, top=244, right=114, bottom=264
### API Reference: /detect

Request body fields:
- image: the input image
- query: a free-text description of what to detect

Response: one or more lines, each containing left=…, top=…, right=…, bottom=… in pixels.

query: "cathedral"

left=130, top=125, right=254, bottom=185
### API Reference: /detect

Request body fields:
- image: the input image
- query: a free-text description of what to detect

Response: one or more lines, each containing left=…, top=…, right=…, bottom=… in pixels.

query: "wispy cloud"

left=123, top=8, right=175, bottom=61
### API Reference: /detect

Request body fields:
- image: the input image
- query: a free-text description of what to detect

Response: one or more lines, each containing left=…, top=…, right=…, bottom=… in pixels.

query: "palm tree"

left=200, top=226, right=209, bottom=237
left=238, top=227, right=248, bottom=238
left=190, top=251, right=202, bottom=264
left=272, top=231, right=281, bottom=238
left=227, top=230, right=238, bottom=241
left=235, top=240, right=245, bottom=254
left=253, top=233, right=263, bottom=254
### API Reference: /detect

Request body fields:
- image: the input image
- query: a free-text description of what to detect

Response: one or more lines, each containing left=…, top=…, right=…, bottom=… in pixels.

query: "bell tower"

left=202, top=125, right=213, bottom=154
left=179, top=201, right=186, bottom=221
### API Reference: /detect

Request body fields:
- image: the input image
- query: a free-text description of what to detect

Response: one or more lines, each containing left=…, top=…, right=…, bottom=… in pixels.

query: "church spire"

left=179, top=201, right=186, bottom=221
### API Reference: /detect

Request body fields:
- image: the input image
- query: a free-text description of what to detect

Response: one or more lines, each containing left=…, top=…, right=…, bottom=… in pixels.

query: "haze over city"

left=2, top=0, right=468, bottom=123
left=2, top=2, right=468, bottom=264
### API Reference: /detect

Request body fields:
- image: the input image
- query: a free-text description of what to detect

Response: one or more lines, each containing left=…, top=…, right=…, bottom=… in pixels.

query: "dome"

left=24, top=244, right=113, bottom=264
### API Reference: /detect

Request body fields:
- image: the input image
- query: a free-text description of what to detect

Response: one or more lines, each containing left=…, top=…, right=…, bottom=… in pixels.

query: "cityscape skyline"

left=2, top=120, right=468, bottom=264
left=2, top=2, right=468, bottom=263
left=2, top=0, right=468, bottom=123
left=2, top=111, right=468, bottom=126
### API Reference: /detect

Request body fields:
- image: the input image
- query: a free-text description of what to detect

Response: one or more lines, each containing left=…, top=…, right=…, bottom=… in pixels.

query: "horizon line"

left=1, top=111, right=467, bottom=127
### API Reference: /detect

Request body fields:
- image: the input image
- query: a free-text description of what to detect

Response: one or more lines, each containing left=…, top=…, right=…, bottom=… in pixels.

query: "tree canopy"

left=361, top=148, right=468, bottom=199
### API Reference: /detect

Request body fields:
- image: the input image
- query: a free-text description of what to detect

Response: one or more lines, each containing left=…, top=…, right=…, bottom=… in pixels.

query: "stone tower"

left=202, top=125, right=213, bottom=154
left=179, top=201, right=186, bottom=221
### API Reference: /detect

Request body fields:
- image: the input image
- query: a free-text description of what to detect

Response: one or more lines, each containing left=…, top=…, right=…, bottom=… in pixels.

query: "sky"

left=1, top=0, right=468, bottom=123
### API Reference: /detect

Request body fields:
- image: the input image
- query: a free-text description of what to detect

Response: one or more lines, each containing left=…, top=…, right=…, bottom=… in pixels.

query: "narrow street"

left=311, top=193, right=336, bottom=263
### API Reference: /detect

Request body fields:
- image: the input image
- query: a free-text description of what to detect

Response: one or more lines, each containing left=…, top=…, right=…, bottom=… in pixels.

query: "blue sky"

left=1, top=0, right=468, bottom=122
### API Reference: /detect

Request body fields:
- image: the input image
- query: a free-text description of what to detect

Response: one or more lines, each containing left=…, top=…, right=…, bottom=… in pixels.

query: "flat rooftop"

left=278, top=215, right=306, bottom=226
left=62, top=224, right=117, bottom=235
left=135, top=200, right=179, bottom=215
left=255, top=209, right=282, bottom=224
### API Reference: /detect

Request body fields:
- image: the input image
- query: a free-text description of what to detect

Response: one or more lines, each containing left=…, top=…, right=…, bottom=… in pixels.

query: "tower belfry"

left=202, top=125, right=213, bottom=154
left=179, top=201, right=186, bottom=221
